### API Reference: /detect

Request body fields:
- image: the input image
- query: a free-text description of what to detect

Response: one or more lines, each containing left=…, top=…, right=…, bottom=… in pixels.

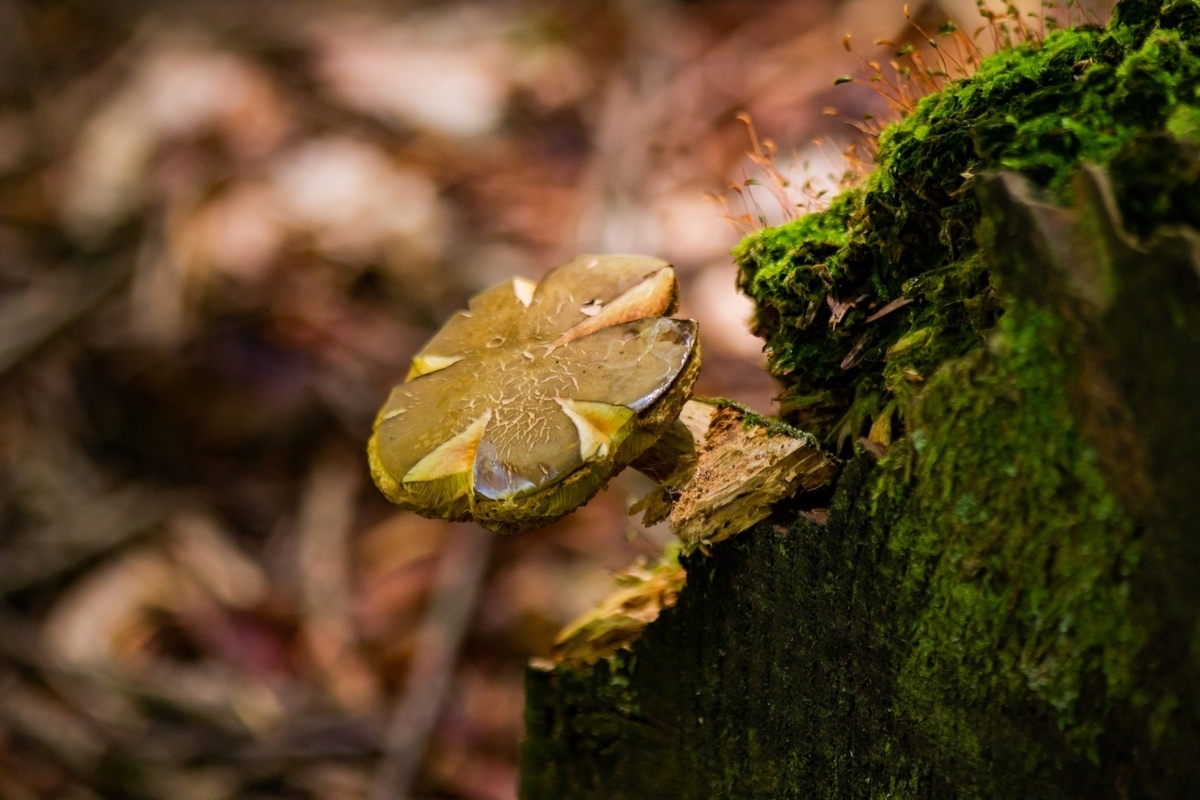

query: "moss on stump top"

left=736, top=0, right=1200, bottom=447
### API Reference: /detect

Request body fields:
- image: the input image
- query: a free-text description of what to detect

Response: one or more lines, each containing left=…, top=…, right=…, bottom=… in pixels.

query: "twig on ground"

left=296, top=446, right=379, bottom=712
left=371, top=523, right=493, bottom=800
left=0, top=258, right=130, bottom=378
left=0, top=485, right=164, bottom=595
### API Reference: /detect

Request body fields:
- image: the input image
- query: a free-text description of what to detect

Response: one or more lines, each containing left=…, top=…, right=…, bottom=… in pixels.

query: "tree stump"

left=520, top=2, right=1200, bottom=796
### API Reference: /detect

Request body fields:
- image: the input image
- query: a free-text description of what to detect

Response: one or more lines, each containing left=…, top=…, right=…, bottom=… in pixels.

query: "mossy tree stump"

left=520, top=2, right=1200, bottom=797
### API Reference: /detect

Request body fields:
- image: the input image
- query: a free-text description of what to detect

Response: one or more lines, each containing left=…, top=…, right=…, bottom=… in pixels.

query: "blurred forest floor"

left=0, top=1, right=1110, bottom=798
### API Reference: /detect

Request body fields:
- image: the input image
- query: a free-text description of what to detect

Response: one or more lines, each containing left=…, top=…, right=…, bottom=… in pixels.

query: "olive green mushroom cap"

left=368, top=255, right=701, bottom=534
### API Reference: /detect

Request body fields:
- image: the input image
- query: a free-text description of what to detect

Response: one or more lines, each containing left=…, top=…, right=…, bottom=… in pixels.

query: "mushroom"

left=368, top=255, right=701, bottom=534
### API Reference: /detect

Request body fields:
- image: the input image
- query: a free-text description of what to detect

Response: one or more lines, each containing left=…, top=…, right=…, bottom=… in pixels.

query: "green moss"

left=1110, top=0, right=1166, bottom=46
left=705, top=396, right=821, bottom=445
left=736, top=3, right=1200, bottom=447
left=523, top=460, right=948, bottom=800
left=1109, top=130, right=1200, bottom=235
left=877, top=304, right=1142, bottom=789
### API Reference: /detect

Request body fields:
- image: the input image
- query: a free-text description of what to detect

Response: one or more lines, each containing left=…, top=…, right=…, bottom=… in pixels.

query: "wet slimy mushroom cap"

left=368, top=255, right=701, bottom=534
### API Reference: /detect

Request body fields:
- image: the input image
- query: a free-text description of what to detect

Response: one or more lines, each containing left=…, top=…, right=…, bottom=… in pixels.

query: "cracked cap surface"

left=368, top=255, right=701, bottom=534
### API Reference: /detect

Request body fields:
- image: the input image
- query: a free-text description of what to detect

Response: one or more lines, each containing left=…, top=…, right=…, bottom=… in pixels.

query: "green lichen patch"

left=736, top=1, right=1200, bottom=448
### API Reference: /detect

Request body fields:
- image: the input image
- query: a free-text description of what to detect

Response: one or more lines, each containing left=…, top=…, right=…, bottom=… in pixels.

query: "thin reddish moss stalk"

left=721, top=2, right=1110, bottom=234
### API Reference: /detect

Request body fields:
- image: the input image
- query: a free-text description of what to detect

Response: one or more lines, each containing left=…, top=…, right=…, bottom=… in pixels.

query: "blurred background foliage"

left=0, top=0, right=1110, bottom=798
